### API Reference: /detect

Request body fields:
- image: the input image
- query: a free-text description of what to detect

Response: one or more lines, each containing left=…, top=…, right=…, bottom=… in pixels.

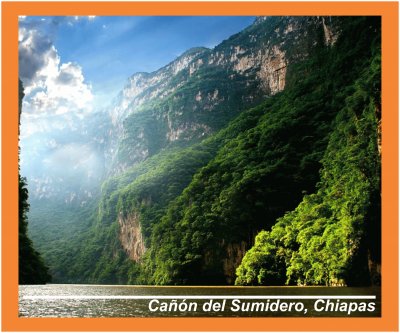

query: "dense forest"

left=236, top=49, right=381, bottom=286
left=23, top=16, right=381, bottom=286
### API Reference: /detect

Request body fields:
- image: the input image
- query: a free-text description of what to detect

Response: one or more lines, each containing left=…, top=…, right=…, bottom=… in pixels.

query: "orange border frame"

left=2, top=2, right=398, bottom=331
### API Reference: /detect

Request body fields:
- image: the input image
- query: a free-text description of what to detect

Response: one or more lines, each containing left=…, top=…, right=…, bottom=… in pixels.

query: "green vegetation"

left=236, top=51, right=381, bottom=286
left=26, top=17, right=381, bottom=286
left=19, top=176, right=51, bottom=284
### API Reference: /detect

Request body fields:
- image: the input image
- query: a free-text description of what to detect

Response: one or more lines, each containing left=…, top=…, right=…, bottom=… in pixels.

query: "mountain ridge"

left=24, top=16, right=380, bottom=286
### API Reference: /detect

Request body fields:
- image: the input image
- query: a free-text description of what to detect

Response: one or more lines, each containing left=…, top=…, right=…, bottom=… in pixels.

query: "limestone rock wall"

left=118, top=212, right=146, bottom=262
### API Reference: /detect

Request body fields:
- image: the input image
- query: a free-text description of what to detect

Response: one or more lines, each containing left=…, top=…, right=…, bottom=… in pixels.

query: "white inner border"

left=23, top=295, right=377, bottom=300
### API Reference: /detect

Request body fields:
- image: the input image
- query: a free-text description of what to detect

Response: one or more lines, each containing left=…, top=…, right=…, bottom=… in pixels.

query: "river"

left=19, top=284, right=380, bottom=317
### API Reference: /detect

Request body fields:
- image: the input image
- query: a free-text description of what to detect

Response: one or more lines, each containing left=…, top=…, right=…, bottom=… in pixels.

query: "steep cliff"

left=107, top=16, right=341, bottom=174
left=26, top=16, right=380, bottom=286
left=94, top=16, right=379, bottom=285
left=236, top=50, right=381, bottom=286
left=118, top=212, right=146, bottom=262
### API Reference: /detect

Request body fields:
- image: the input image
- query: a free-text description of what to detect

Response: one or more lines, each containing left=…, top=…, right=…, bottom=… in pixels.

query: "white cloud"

left=19, top=25, right=94, bottom=137
left=73, top=15, right=96, bottom=22
left=18, top=27, right=57, bottom=87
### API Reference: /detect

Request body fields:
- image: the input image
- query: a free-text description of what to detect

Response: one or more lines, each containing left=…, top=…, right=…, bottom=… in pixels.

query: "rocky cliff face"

left=94, top=17, right=345, bottom=282
left=118, top=212, right=146, bottom=262
left=109, top=47, right=210, bottom=126
left=101, top=16, right=345, bottom=281
left=321, top=16, right=339, bottom=46
left=106, top=16, right=340, bottom=176
left=223, top=242, right=248, bottom=284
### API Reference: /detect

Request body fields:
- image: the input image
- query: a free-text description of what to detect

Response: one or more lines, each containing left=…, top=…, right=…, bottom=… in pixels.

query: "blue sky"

left=19, top=16, right=255, bottom=112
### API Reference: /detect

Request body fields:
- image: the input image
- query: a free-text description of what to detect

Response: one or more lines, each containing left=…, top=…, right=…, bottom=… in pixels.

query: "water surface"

left=19, top=284, right=381, bottom=318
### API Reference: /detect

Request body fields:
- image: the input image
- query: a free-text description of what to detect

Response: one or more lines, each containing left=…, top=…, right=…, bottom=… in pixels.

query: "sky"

left=18, top=16, right=255, bottom=118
